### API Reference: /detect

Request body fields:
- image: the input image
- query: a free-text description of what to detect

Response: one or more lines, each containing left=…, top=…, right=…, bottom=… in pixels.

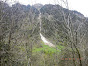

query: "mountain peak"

left=33, top=3, right=43, bottom=10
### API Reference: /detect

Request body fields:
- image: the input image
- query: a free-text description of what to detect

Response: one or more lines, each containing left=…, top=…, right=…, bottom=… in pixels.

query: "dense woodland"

left=0, top=1, right=88, bottom=66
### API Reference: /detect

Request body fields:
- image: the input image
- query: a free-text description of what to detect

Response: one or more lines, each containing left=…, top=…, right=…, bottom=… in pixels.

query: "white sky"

left=3, top=0, right=88, bottom=17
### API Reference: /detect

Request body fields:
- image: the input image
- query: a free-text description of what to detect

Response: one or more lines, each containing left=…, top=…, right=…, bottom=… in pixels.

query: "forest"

left=0, top=0, right=88, bottom=66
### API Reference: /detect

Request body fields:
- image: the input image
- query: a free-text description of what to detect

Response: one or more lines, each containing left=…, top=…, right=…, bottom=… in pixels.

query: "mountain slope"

left=0, top=1, right=88, bottom=66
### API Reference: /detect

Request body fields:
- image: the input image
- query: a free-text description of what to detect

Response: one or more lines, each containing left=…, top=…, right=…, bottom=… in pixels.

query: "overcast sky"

left=3, top=0, right=88, bottom=17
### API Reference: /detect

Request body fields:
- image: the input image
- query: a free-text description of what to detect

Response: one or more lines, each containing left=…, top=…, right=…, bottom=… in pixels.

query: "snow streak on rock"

left=39, top=12, right=55, bottom=47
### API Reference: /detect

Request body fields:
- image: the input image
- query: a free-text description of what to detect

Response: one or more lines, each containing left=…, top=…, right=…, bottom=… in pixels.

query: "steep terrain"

left=0, top=1, right=88, bottom=66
